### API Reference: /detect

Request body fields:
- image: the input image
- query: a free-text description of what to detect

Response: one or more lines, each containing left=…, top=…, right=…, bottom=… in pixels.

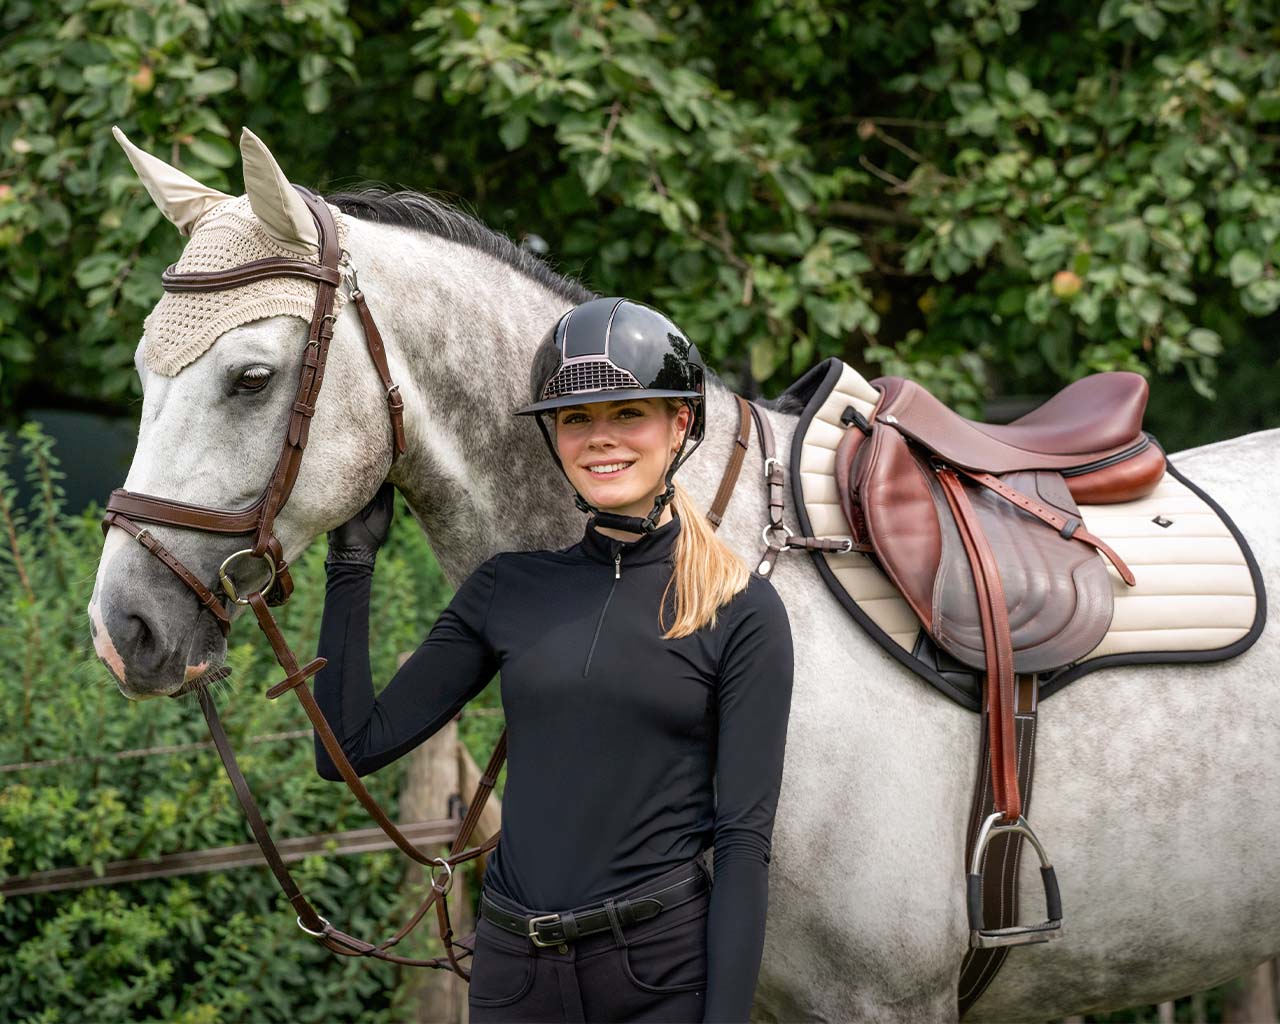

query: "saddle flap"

left=929, top=468, right=1114, bottom=672
left=853, top=426, right=942, bottom=630
left=852, top=429, right=1114, bottom=671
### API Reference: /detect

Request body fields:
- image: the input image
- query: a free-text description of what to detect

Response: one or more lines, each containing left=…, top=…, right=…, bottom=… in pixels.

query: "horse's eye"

left=237, top=367, right=272, bottom=392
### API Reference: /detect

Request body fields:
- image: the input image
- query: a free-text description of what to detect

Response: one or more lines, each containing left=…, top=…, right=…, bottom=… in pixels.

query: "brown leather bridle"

left=97, top=183, right=786, bottom=974
left=100, top=185, right=502, bottom=975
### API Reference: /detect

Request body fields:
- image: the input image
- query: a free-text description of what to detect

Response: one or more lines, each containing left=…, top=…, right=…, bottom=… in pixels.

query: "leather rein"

left=101, top=186, right=495, bottom=974
left=99, top=183, right=791, bottom=975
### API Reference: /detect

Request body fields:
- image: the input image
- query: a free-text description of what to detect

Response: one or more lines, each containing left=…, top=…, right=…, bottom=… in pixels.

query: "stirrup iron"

left=967, top=812, right=1064, bottom=949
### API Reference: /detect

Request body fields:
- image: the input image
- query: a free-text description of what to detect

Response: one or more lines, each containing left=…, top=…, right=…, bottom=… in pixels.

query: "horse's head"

left=90, top=128, right=399, bottom=699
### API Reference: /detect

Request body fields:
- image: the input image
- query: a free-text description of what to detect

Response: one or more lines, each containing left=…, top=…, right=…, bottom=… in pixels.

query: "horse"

left=89, top=127, right=1280, bottom=1022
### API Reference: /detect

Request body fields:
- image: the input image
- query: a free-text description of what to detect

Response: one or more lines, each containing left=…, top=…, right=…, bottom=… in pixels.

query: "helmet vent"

left=542, top=359, right=643, bottom=400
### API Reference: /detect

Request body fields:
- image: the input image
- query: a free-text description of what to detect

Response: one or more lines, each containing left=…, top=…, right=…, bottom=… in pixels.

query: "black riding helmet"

left=513, top=297, right=707, bottom=534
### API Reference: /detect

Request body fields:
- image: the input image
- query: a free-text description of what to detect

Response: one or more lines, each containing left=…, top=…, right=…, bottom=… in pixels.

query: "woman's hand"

left=326, top=481, right=396, bottom=567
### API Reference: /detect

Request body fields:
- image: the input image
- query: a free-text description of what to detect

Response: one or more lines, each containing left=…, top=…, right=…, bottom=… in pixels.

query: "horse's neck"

left=342, top=218, right=765, bottom=584
left=343, top=218, right=581, bottom=580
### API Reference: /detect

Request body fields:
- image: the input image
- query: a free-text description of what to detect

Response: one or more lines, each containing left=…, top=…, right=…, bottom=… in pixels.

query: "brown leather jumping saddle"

left=836, top=371, right=1161, bottom=946
left=763, top=357, right=1265, bottom=1014
left=840, top=373, right=1159, bottom=681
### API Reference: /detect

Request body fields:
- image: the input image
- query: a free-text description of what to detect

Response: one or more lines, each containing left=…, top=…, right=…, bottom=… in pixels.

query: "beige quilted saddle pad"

left=787, top=359, right=1264, bottom=708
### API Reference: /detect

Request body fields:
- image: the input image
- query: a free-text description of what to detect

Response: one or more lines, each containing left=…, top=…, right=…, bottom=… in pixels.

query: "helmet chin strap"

left=574, top=481, right=674, bottom=534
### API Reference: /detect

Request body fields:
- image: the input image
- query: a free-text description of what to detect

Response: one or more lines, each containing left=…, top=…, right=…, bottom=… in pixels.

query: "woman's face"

left=554, top=398, right=691, bottom=516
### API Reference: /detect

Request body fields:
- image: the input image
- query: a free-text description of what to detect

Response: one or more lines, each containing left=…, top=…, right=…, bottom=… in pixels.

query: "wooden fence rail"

left=0, top=817, right=463, bottom=897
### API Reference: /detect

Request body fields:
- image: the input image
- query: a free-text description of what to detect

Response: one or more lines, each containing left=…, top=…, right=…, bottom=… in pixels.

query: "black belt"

left=480, top=868, right=709, bottom=949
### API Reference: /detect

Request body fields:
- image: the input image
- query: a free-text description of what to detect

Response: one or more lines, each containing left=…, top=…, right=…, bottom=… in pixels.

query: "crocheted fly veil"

left=141, top=194, right=351, bottom=377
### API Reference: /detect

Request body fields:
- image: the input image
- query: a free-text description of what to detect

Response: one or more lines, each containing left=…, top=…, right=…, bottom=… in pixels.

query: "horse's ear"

left=239, top=126, right=320, bottom=257
left=111, top=125, right=233, bottom=236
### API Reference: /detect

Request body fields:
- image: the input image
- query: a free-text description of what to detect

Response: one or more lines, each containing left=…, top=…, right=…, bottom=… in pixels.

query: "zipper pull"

left=614, top=552, right=622, bottom=579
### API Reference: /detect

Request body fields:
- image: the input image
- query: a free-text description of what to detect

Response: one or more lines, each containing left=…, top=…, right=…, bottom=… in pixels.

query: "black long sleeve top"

left=312, top=508, right=794, bottom=1023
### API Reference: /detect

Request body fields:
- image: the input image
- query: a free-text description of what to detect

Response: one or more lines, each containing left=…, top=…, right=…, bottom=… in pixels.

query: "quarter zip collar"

left=579, top=507, right=682, bottom=567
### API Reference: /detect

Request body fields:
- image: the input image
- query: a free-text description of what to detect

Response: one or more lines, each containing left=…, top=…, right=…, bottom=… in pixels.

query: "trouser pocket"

left=611, top=888, right=710, bottom=994
left=468, top=916, right=537, bottom=1007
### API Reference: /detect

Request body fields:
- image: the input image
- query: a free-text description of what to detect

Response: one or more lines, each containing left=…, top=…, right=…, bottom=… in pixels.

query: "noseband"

left=100, top=185, right=501, bottom=975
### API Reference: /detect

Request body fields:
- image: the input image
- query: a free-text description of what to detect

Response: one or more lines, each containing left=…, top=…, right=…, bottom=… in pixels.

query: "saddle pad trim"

left=783, top=357, right=1268, bottom=711
left=1037, top=450, right=1267, bottom=700
left=785, top=358, right=981, bottom=711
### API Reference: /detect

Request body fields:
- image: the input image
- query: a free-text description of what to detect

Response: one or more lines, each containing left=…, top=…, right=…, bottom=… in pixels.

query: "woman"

left=314, top=297, right=794, bottom=1023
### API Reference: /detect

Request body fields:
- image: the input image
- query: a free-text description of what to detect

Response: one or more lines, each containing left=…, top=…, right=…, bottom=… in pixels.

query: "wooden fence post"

left=1223, top=960, right=1279, bottom=1023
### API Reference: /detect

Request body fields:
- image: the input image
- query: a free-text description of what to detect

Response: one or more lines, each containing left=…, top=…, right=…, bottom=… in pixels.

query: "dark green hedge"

left=0, top=424, right=504, bottom=1022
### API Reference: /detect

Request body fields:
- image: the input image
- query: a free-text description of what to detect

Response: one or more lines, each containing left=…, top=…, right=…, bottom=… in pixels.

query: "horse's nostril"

left=121, top=611, right=166, bottom=676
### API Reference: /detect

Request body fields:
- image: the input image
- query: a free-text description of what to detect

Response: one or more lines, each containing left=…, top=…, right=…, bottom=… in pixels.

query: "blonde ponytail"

left=658, top=400, right=751, bottom=638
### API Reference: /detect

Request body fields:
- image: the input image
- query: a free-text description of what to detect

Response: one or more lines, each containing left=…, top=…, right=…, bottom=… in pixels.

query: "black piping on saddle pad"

left=781, top=357, right=1268, bottom=712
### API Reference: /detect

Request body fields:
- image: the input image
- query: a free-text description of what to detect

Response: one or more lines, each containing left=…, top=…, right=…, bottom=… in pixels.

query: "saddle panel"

left=1064, top=442, right=1167, bottom=504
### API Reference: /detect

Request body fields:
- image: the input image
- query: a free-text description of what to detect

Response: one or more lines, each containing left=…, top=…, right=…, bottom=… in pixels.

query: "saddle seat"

left=872, top=371, right=1151, bottom=475
left=978, top=372, right=1150, bottom=454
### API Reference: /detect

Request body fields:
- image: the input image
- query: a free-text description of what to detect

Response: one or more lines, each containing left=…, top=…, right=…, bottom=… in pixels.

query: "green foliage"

left=0, top=424, right=502, bottom=1021
left=0, top=0, right=362, bottom=411
left=888, top=0, right=1280, bottom=403
left=409, top=0, right=879, bottom=384
left=1, top=0, right=1276, bottom=425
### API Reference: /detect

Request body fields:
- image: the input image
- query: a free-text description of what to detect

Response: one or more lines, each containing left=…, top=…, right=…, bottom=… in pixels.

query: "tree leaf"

left=498, top=115, right=528, bottom=151
left=189, top=67, right=237, bottom=95
left=186, top=136, right=236, bottom=168
left=1228, top=250, right=1262, bottom=287
left=582, top=154, right=611, bottom=196
left=1186, top=328, right=1222, bottom=356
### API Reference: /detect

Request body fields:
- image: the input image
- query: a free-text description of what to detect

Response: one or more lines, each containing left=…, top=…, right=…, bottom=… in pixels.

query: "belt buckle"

left=527, top=912, right=563, bottom=948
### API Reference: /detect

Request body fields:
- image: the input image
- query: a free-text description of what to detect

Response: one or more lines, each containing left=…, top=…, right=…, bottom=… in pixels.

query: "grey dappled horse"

left=90, top=129, right=1280, bottom=1022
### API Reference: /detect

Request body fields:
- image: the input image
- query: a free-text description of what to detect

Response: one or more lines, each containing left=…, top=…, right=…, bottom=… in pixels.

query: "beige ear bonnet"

left=141, top=194, right=350, bottom=376
left=112, top=124, right=348, bottom=377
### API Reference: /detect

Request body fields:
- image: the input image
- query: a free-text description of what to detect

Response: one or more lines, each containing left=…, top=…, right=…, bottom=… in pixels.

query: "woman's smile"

left=585, top=460, right=636, bottom=478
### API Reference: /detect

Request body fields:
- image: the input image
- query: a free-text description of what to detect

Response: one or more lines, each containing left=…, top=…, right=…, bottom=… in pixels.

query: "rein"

left=98, top=187, right=782, bottom=975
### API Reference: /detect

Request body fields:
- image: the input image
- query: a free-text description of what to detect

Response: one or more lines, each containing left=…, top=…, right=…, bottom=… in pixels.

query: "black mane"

left=755, top=392, right=807, bottom=415
left=323, top=186, right=595, bottom=305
